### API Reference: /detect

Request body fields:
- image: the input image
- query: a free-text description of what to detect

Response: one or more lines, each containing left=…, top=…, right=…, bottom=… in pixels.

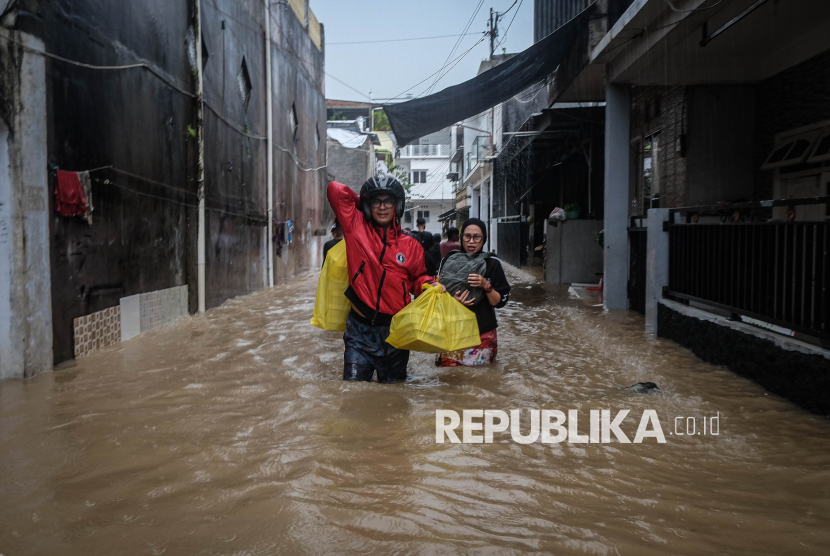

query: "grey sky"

left=310, top=0, right=535, bottom=103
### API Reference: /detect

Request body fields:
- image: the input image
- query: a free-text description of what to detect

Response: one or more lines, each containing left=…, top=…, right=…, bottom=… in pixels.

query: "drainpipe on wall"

left=195, top=0, right=206, bottom=313
left=265, top=0, right=275, bottom=287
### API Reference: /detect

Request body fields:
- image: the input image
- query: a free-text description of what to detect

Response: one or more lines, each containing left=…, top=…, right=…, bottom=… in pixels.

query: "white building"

left=397, top=128, right=455, bottom=236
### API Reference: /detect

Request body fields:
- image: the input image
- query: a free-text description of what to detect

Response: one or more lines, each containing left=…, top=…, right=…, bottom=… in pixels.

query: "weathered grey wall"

left=201, top=0, right=269, bottom=309
left=1, top=16, right=54, bottom=378
left=0, top=0, right=326, bottom=366
left=545, top=219, right=603, bottom=284
left=270, top=4, right=328, bottom=279
left=40, top=0, right=196, bottom=364
left=325, top=138, right=370, bottom=194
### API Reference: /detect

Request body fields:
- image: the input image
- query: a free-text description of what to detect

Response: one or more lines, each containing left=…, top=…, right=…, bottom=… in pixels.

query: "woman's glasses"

left=462, top=234, right=483, bottom=243
left=369, top=197, right=395, bottom=208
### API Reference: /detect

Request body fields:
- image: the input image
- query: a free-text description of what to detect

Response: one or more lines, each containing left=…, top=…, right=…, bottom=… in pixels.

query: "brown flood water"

left=2, top=265, right=830, bottom=555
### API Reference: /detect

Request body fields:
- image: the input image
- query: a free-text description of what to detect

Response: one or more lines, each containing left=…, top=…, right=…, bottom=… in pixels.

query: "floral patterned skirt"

left=435, top=329, right=498, bottom=367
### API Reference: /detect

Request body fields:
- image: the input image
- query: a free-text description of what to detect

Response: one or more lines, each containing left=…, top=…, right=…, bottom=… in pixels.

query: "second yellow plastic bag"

left=386, top=284, right=481, bottom=353
left=310, top=240, right=350, bottom=331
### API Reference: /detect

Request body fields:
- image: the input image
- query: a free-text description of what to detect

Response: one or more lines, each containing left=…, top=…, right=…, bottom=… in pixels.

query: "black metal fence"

left=496, top=217, right=528, bottom=268
left=667, top=212, right=828, bottom=340
left=628, top=227, right=647, bottom=314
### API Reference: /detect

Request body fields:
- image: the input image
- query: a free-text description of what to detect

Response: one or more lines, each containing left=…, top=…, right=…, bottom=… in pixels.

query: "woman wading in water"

left=435, top=218, right=510, bottom=367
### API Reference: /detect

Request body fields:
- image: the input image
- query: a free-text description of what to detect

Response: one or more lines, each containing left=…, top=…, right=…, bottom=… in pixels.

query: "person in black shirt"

left=419, top=231, right=439, bottom=277
left=435, top=218, right=510, bottom=367
left=321, top=218, right=343, bottom=267
left=429, top=233, right=442, bottom=268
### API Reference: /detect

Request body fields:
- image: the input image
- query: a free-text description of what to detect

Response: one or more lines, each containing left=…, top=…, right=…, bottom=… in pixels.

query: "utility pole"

left=195, top=0, right=206, bottom=313
left=264, top=0, right=275, bottom=288
left=489, top=8, right=496, bottom=58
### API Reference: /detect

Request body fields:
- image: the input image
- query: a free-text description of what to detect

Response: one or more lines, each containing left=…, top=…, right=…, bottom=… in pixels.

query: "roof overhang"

left=552, top=0, right=830, bottom=103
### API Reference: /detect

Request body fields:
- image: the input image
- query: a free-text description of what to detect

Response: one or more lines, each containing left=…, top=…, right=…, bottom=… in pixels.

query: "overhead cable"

left=0, top=31, right=196, bottom=98
left=495, top=0, right=525, bottom=50
left=385, top=34, right=488, bottom=103
left=427, top=0, right=485, bottom=95
left=328, top=32, right=483, bottom=45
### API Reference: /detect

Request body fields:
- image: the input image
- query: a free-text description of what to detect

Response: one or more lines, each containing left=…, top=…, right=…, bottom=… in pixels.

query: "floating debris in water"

left=622, top=382, right=661, bottom=394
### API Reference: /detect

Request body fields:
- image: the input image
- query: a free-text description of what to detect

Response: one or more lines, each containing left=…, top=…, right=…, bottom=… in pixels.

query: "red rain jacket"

left=327, top=180, right=432, bottom=324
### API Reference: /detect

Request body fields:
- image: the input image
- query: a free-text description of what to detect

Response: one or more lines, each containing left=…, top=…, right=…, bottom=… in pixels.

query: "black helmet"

left=359, top=174, right=405, bottom=221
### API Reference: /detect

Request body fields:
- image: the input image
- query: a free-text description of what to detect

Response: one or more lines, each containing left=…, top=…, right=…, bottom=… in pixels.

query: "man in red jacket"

left=328, top=176, right=443, bottom=383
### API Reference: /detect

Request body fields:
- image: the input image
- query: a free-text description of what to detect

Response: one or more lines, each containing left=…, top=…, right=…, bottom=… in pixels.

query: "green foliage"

left=564, top=202, right=581, bottom=213
left=381, top=157, right=412, bottom=198
left=372, top=109, right=391, bottom=131
left=596, top=229, right=604, bottom=248
left=186, top=125, right=197, bottom=139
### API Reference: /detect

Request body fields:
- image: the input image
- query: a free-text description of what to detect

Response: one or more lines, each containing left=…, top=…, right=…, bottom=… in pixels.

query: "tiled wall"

left=121, top=285, right=188, bottom=341
left=74, top=285, right=188, bottom=358
left=139, top=291, right=162, bottom=332
left=73, top=306, right=121, bottom=358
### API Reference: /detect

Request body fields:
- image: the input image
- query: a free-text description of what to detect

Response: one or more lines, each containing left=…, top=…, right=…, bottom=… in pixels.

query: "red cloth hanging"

left=55, top=169, right=87, bottom=217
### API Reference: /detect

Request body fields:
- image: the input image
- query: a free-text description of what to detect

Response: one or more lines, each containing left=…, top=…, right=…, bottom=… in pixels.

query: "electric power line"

left=495, top=0, right=524, bottom=50
left=386, top=34, right=488, bottom=103
left=416, top=33, right=488, bottom=99
left=325, top=72, right=373, bottom=101
left=327, top=32, right=482, bottom=45
left=427, top=0, right=485, bottom=95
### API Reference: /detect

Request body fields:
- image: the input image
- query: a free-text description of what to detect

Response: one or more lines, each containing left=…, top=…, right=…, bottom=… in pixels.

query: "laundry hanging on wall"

left=385, top=4, right=593, bottom=146
left=55, top=169, right=88, bottom=219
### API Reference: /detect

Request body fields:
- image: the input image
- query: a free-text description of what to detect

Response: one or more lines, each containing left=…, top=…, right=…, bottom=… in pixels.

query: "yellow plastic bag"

left=310, top=240, right=350, bottom=331
left=386, top=284, right=481, bottom=353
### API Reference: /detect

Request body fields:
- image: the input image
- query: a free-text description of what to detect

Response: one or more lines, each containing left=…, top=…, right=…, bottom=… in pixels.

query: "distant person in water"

left=430, top=233, right=442, bottom=274
left=440, top=227, right=461, bottom=258
left=435, top=218, right=510, bottom=367
left=321, top=218, right=343, bottom=267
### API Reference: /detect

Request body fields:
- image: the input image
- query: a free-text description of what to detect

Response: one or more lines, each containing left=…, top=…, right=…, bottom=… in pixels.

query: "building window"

left=643, top=133, right=660, bottom=207
left=423, top=210, right=430, bottom=218
left=417, top=211, right=423, bottom=219
left=404, top=211, right=412, bottom=223
left=412, top=170, right=426, bottom=183
left=186, top=26, right=210, bottom=71
left=290, top=103, right=299, bottom=138
left=237, top=57, right=252, bottom=112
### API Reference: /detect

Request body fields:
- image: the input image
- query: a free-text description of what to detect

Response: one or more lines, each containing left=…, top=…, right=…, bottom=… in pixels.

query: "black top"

left=438, top=253, right=511, bottom=334
left=322, top=238, right=343, bottom=267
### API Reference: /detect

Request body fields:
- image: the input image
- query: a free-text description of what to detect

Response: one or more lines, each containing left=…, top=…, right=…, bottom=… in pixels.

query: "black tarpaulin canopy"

left=385, top=4, right=593, bottom=146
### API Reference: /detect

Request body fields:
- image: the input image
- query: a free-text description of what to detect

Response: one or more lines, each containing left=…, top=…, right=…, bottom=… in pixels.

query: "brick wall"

left=630, top=85, right=688, bottom=210
left=754, top=48, right=830, bottom=200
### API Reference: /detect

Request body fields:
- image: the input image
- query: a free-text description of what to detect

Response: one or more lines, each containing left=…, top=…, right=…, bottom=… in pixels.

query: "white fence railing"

left=400, top=144, right=450, bottom=158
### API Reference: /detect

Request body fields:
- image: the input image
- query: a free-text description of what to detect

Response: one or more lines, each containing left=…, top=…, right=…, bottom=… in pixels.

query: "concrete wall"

left=270, top=3, right=328, bottom=281
left=326, top=138, right=371, bottom=193
left=0, top=25, right=53, bottom=379
left=545, top=219, right=603, bottom=284
left=658, top=300, right=830, bottom=417
left=0, top=0, right=326, bottom=367
left=40, top=0, right=196, bottom=363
